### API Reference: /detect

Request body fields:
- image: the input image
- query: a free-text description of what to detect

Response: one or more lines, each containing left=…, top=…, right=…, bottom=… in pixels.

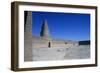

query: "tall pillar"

left=40, top=20, right=50, bottom=39
left=24, top=11, right=33, bottom=61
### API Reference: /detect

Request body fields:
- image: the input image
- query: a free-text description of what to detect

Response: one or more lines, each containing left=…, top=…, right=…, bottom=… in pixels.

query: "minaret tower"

left=40, top=20, right=50, bottom=39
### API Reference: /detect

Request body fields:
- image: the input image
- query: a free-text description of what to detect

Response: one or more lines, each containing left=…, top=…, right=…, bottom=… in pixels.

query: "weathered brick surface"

left=24, top=11, right=33, bottom=61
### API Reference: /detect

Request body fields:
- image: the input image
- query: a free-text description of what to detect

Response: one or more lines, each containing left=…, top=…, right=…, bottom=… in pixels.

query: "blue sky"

left=32, top=11, right=90, bottom=41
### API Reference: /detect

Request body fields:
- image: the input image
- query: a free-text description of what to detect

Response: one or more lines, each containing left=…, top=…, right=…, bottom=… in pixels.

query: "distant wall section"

left=32, top=37, right=79, bottom=48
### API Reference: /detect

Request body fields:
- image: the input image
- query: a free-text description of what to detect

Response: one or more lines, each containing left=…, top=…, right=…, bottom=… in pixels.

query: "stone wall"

left=32, top=36, right=79, bottom=48
left=24, top=11, right=33, bottom=61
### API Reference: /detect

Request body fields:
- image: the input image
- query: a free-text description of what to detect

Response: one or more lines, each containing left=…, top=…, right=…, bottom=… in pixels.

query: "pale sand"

left=32, top=45, right=90, bottom=61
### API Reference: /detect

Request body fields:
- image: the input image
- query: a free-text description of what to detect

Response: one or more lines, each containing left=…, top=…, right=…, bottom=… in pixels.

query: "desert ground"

left=32, top=45, right=90, bottom=61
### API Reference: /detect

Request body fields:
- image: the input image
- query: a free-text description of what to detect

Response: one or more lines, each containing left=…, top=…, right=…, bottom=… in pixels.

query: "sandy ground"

left=32, top=45, right=90, bottom=61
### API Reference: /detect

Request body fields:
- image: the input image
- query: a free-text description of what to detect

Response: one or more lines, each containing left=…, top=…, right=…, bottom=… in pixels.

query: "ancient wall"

left=24, top=11, right=33, bottom=61
left=50, top=41, right=79, bottom=47
left=32, top=36, right=79, bottom=48
left=32, top=36, right=49, bottom=48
